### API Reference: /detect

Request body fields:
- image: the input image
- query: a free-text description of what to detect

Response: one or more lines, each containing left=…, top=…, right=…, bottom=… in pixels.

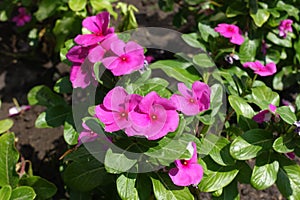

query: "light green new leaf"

left=276, top=106, right=297, bottom=125
left=230, top=129, right=273, bottom=160
left=0, top=133, right=19, bottom=188
left=250, top=9, right=270, bottom=27
left=251, top=86, right=280, bottom=109
left=0, top=185, right=12, bottom=200
left=117, top=174, right=138, bottom=200
left=193, top=53, right=215, bottom=68
left=68, top=0, right=87, bottom=11
left=10, top=186, right=36, bottom=200
left=251, top=153, right=279, bottom=190
left=151, top=173, right=194, bottom=200
left=228, top=95, right=255, bottom=119
left=0, top=119, right=13, bottom=134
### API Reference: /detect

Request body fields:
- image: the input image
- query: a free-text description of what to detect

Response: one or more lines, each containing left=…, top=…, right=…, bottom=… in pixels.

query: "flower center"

left=189, top=98, right=195, bottom=103
left=120, top=112, right=127, bottom=118
left=151, top=114, right=157, bottom=120
left=120, top=56, right=127, bottom=61
left=181, top=160, right=188, bottom=166
left=96, top=32, right=103, bottom=36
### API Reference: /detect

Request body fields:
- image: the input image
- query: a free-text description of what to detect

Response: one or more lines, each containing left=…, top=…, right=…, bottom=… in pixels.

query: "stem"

left=12, top=98, right=20, bottom=109
left=251, top=74, right=257, bottom=88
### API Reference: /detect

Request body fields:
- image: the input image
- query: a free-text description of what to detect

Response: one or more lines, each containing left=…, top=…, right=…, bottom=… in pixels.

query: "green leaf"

left=0, top=185, right=12, bottom=200
left=116, top=174, right=138, bottom=200
left=212, top=180, right=239, bottom=200
left=272, top=132, right=295, bottom=153
left=251, top=152, right=279, bottom=190
left=198, top=23, right=218, bottom=42
left=276, top=106, right=297, bottom=125
left=35, top=105, right=70, bottom=128
left=198, top=157, right=239, bottom=192
left=150, top=60, right=200, bottom=84
left=238, top=38, right=259, bottom=63
left=0, top=119, right=13, bottom=134
left=250, top=9, right=270, bottom=27
left=276, top=155, right=300, bottom=200
left=54, top=76, right=73, bottom=94
left=0, top=133, right=19, bottom=188
left=151, top=173, right=194, bottom=200
left=181, top=33, right=206, bottom=50
left=19, top=176, right=57, bottom=200
left=209, top=137, right=235, bottom=166
left=228, top=95, right=255, bottom=119
left=64, top=114, right=79, bottom=146
left=296, top=94, right=300, bottom=111
left=132, top=78, right=172, bottom=98
left=276, top=1, right=299, bottom=21
left=193, top=53, right=215, bottom=68
left=230, top=129, right=273, bottom=160
left=68, top=0, right=87, bottom=11
left=251, top=86, right=280, bottom=109
left=104, top=148, right=137, bottom=174
left=34, top=0, right=61, bottom=21
left=136, top=174, right=152, bottom=200
left=10, top=186, right=36, bottom=200
left=198, top=134, right=219, bottom=156
left=267, top=32, right=292, bottom=48
left=63, top=155, right=112, bottom=192
left=27, top=85, right=65, bottom=107
left=90, top=0, right=118, bottom=19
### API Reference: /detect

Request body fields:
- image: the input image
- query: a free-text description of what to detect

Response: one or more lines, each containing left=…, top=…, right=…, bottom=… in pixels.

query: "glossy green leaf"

left=198, top=22, right=218, bottom=42
left=64, top=114, right=79, bottom=145
left=272, top=66, right=294, bottom=91
left=54, top=76, right=73, bottom=94
left=209, top=137, right=235, bottom=166
left=27, top=85, right=65, bottom=107
left=228, top=95, right=255, bottom=119
left=198, top=134, right=219, bottom=156
left=198, top=157, right=239, bottom=192
left=0, top=133, right=19, bottom=188
left=193, top=53, right=215, bottom=68
left=68, top=0, right=86, bottom=11
left=0, top=185, right=12, bottom=200
left=34, top=0, right=61, bottom=21
left=116, top=174, right=138, bottom=200
left=230, top=129, right=273, bottom=160
left=19, top=176, right=57, bottom=200
left=276, top=1, right=299, bottom=20
left=151, top=173, right=194, bottom=200
left=250, top=9, right=270, bottom=27
left=267, top=32, right=292, bottom=48
left=132, top=78, right=171, bottom=98
left=136, top=174, right=152, bottom=200
left=251, top=153, right=279, bottom=190
left=0, top=119, right=13, bottom=134
left=10, top=186, right=36, bottom=200
left=238, top=38, right=259, bottom=63
left=251, top=86, right=280, bottom=109
left=90, top=0, right=117, bottom=19
left=296, top=94, right=300, bottom=111
left=35, top=105, right=70, bottom=128
left=276, top=155, right=300, bottom=200
left=272, top=132, right=295, bottom=153
left=212, top=180, right=239, bottom=200
left=150, top=60, right=200, bottom=83
left=181, top=33, right=206, bottom=50
left=276, top=106, right=297, bottom=125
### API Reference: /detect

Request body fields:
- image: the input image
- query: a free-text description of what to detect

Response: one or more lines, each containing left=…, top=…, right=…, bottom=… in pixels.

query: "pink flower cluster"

left=214, top=23, right=244, bottom=45
left=66, top=12, right=145, bottom=88
left=95, top=81, right=211, bottom=140
left=278, top=19, right=293, bottom=38
left=243, top=60, right=277, bottom=76
left=12, top=7, right=31, bottom=27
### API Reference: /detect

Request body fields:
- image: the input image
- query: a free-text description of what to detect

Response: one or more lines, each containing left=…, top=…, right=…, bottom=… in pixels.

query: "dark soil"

left=0, top=0, right=291, bottom=199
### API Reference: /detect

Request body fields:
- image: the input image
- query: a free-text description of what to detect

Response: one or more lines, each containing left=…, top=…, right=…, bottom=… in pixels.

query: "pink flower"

left=253, top=104, right=277, bottom=123
left=9, top=105, right=30, bottom=117
left=214, top=23, right=244, bottom=45
left=243, top=60, right=277, bottom=76
left=279, top=19, right=293, bottom=38
left=102, top=39, right=145, bottom=76
left=95, top=87, right=142, bottom=132
left=285, top=152, right=295, bottom=160
left=171, top=81, right=211, bottom=116
left=12, top=7, right=31, bottom=27
left=67, top=45, right=104, bottom=88
left=74, top=11, right=114, bottom=46
left=77, top=123, right=99, bottom=146
left=168, top=142, right=203, bottom=186
left=127, top=92, right=179, bottom=140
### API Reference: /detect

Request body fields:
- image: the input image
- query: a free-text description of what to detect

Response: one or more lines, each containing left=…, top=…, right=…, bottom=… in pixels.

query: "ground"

left=0, top=0, right=290, bottom=199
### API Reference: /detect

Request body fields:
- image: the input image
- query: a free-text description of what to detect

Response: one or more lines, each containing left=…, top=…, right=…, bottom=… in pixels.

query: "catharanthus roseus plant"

left=25, top=0, right=300, bottom=199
